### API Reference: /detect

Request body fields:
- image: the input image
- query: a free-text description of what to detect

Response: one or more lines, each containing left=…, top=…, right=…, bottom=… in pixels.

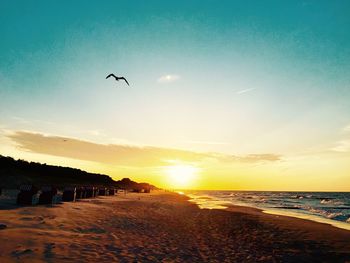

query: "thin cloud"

left=343, top=124, right=350, bottom=133
left=331, top=124, right=350, bottom=152
left=217, top=153, right=281, bottom=163
left=8, top=131, right=281, bottom=167
left=87, top=129, right=104, bottom=136
left=185, top=140, right=228, bottom=145
left=331, top=140, right=350, bottom=153
left=157, top=74, right=180, bottom=84
left=236, top=88, right=256, bottom=95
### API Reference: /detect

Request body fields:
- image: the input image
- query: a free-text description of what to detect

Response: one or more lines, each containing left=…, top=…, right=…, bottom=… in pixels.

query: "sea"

left=182, top=190, right=350, bottom=230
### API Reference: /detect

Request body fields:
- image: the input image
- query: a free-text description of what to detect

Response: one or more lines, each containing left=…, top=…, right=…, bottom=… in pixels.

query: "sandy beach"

left=0, top=191, right=349, bottom=262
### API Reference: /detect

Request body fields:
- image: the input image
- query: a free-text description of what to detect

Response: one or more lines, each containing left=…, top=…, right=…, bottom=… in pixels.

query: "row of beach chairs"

left=16, top=185, right=117, bottom=206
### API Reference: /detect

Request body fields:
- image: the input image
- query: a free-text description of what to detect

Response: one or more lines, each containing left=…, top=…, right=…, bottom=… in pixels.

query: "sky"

left=1, top=0, right=350, bottom=190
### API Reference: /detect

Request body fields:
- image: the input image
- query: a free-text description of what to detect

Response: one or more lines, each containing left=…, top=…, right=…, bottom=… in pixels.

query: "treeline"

left=0, top=155, right=157, bottom=190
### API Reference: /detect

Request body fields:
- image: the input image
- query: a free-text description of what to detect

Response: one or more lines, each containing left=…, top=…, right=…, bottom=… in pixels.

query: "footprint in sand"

left=19, top=217, right=34, bottom=221
left=110, top=233, right=119, bottom=240
left=74, top=226, right=106, bottom=234
left=19, top=216, right=44, bottom=222
left=43, top=215, right=56, bottom=220
left=11, top=248, right=34, bottom=258
left=18, top=210, right=33, bottom=215
left=44, top=243, right=56, bottom=260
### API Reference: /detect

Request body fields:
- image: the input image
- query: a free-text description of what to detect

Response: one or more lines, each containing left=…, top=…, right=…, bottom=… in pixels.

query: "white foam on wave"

left=184, top=191, right=350, bottom=231
left=320, top=199, right=344, bottom=205
left=263, top=208, right=350, bottom=231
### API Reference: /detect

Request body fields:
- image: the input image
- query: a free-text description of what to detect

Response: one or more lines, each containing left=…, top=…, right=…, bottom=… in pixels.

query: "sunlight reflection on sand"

left=187, top=194, right=231, bottom=210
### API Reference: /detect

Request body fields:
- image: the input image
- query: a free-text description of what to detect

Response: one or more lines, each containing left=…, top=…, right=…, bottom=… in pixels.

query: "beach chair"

left=81, top=187, right=87, bottom=198
left=93, top=187, right=99, bottom=197
left=75, top=187, right=83, bottom=199
left=85, top=186, right=95, bottom=198
left=62, top=186, right=76, bottom=202
left=108, top=188, right=115, bottom=195
left=38, top=186, right=58, bottom=205
left=99, top=187, right=108, bottom=196
left=17, top=184, right=39, bottom=205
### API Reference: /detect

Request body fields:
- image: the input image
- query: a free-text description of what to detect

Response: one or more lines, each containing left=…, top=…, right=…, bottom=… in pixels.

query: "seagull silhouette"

left=106, top=73, right=130, bottom=86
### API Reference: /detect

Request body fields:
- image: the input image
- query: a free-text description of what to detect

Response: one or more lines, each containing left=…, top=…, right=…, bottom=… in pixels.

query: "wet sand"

left=0, top=191, right=349, bottom=262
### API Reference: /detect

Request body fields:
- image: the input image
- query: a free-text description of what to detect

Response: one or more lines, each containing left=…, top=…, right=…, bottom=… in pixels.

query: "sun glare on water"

left=165, top=164, right=199, bottom=189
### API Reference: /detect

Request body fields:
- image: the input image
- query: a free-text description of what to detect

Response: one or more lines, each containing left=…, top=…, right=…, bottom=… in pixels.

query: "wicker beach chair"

left=38, top=186, right=58, bottom=205
left=81, top=187, right=87, bottom=198
left=85, top=186, right=94, bottom=198
left=62, top=186, right=76, bottom=202
left=108, top=188, right=115, bottom=196
left=99, top=187, right=108, bottom=196
left=93, top=187, right=99, bottom=197
left=75, top=187, right=83, bottom=199
left=17, top=184, right=39, bottom=205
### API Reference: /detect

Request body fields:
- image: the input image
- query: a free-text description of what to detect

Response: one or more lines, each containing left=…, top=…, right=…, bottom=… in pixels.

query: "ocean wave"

left=306, top=207, right=346, bottom=220
left=186, top=191, right=350, bottom=223
left=320, top=199, right=344, bottom=206
left=273, top=206, right=300, bottom=210
left=315, top=197, right=336, bottom=200
left=291, top=195, right=304, bottom=199
left=284, top=200, right=301, bottom=204
left=319, top=206, right=350, bottom=210
left=320, top=199, right=332, bottom=204
left=325, top=212, right=344, bottom=219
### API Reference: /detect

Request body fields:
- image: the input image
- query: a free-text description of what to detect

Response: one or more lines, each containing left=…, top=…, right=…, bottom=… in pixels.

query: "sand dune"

left=0, top=191, right=349, bottom=262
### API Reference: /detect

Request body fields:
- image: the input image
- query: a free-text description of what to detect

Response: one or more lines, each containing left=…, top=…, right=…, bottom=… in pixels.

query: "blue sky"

left=1, top=1, right=350, bottom=189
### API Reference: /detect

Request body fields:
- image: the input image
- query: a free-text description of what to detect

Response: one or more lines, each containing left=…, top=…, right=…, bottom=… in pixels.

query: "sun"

left=165, top=164, right=199, bottom=189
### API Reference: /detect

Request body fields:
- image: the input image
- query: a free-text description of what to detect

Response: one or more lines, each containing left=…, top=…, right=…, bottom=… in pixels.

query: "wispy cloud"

left=157, top=74, right=180, bottom=84
left=331, top=140, right=350, bottom=152
left=236, top=88, right=256, bottom=95
left=343, top=124, right=350, bottom=133
left=184, top=140, right=228, bottom=145
left=11, top=116, right=55, bottom=126
left=87, top=129, right=105, bottom=136
left=331, top=124, right=350, bottom=152
left=8, top=131, right=281, bottom=167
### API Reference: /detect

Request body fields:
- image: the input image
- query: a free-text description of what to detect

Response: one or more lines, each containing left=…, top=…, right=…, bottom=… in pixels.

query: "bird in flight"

left=106, top=73, right=130, bottom=86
